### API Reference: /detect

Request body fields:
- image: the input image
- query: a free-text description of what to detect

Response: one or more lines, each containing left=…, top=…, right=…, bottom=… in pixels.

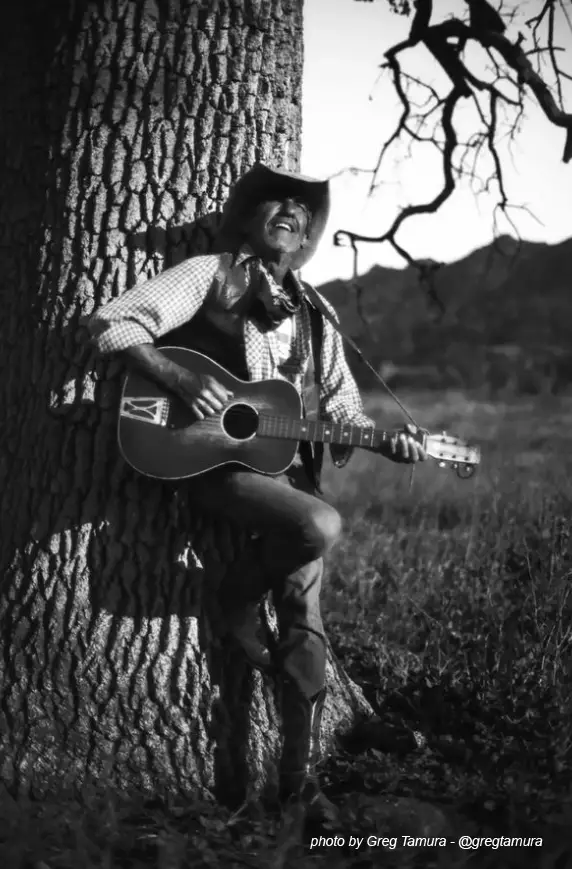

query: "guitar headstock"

left=422, top=430, right=481, bottom=479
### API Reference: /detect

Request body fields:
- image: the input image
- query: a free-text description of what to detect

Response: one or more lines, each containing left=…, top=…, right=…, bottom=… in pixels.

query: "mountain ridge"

left=316, top=236, right=572, bottom=393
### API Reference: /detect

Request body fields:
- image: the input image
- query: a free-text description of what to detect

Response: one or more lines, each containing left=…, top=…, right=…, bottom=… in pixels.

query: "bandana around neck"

left=244, top=256, right=303, bottom=331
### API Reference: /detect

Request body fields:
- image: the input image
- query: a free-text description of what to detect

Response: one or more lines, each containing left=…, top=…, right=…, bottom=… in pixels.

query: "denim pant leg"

left=272, top=556, right=327, bottom=699
left=270, top=459, right=329, bottom=698
left=186, top=461, right=341, bottom=698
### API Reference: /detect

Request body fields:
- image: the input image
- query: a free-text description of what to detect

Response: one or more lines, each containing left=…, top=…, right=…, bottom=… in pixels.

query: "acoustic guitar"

left=117, top=347, right=481, bottom=480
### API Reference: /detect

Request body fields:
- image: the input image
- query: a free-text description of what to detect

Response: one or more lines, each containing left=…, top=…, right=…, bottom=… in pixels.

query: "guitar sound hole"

left=222, top=403, right=259, bottom=441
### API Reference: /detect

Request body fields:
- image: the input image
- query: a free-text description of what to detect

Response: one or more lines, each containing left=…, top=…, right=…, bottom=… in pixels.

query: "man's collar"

left=235, top=244, right=317, bottom=308
left=234, top=243, right=257, bottom=265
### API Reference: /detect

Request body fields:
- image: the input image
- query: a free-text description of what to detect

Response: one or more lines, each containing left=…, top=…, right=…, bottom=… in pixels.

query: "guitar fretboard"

left=257, top=415, right=388, bottom=450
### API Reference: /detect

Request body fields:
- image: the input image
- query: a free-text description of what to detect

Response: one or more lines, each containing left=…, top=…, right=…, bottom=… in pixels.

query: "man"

left=87, top=163, right=426, bottom=822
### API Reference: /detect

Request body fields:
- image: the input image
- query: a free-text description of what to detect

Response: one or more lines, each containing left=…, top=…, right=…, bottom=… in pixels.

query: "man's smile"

left=244, top=196, right=311, bottom=263
left=270, top=216, right=299, bottom=233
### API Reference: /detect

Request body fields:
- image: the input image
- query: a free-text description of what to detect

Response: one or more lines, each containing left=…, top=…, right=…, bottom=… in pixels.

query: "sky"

left=300, top=0, right=572, bottom=285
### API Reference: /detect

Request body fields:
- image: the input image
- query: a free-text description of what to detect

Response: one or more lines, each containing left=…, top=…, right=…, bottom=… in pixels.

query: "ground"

left=1, top=390, right=572, bottom=868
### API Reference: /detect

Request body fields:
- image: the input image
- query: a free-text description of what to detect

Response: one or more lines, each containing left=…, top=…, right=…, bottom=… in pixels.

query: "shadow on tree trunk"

left=0, top=0, right=372, bottom=803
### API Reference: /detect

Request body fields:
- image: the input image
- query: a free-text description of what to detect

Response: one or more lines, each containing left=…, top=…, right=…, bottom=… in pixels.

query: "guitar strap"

left=299, top=283, right=380, bottom=493
left=303, top=282, right=381, bottom=381
left=302, top=282, right=419, bottom=428
left=301, top=302, right=324, bottom=492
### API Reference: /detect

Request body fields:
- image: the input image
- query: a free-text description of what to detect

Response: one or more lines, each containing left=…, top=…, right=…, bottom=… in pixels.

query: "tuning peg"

left=457, top=464, right=476, bottom=479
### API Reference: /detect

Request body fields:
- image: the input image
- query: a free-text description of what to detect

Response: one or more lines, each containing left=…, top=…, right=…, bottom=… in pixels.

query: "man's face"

left=244, top=194, right=312, bottom=259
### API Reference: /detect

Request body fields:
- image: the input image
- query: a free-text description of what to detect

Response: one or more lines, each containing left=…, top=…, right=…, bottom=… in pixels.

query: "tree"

left=4, top=0, right=566, bottom=808
left=336, top=0, right=572, bottom=310
left=0, top=0, right=371, bottom=803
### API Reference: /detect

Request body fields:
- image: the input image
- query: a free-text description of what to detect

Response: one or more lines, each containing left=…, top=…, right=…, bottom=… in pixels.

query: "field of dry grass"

left=319, top=390, right=572, bottom=860
left=2, top=390, right=572, bottom=867
left=324, top=388, right=572, bottom=671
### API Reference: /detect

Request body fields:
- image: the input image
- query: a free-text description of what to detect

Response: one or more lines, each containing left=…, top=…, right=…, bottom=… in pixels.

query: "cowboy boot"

left=223, top=601, right=274, bottom=674
left=279, top=678, right=338, bottom=824
left=218, top=547, right=274, bottom=674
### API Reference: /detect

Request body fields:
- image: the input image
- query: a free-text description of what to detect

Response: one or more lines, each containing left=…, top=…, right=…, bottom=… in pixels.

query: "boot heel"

left=279, top=681, right=338, bottom=823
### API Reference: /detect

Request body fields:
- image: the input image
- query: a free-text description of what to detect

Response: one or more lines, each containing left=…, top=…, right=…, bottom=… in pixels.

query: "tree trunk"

left=0, top=0, right=371, bottom=804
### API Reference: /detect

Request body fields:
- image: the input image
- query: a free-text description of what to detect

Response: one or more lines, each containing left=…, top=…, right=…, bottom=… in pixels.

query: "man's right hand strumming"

left=121, top=344, right=233, bottom=420
left=170, top=368, right=234, bottom=420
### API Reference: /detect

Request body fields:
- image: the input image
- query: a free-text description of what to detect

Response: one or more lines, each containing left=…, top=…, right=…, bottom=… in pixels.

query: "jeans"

left=186, top=458, right=342, bottom=698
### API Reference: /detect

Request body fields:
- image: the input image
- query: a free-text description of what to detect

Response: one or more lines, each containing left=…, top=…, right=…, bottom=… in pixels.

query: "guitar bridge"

left=120, top=396, right=169, bottom=427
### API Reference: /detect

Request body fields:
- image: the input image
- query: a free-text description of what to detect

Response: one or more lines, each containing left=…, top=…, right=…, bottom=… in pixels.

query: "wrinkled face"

left=244, top=195, right=312, bottom=259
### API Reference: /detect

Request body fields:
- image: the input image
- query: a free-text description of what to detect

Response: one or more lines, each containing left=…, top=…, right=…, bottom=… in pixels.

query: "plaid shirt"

left=87, top=247, right=375, bottom=439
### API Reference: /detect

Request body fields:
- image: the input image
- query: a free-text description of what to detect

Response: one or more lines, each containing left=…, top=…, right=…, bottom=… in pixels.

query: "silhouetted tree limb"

left=337, top=0, right=572, bottom=291
left=467, top=0, right=506, bottom=34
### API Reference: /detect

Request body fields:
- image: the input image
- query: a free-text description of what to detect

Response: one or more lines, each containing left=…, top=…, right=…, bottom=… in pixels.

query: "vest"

left=158, top=255, right=325, bottom=492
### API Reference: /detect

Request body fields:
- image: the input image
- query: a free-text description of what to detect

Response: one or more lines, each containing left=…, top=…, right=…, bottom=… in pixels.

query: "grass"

left=322, top=391, right=572, bottom=833
left=2, top=390, right=572, bottom=867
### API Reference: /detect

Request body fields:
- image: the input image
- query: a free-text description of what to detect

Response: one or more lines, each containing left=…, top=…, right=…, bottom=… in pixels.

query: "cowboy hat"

left=215, top=163, right=330, bottom=269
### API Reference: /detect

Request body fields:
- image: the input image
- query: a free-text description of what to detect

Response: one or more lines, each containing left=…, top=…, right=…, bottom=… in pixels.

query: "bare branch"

left=339, top=89, right=461, bottom=246
left=396, top=70, right=441, bottom=108
left=525, top=0, right=553, bottom=34
left=467, top=0, right=507, bottom=34
left=548, top=1, right=569, bottom=106
left=335, top=87, right=464, bottom=310
left=482, top=26, right=572, bottom=160
left=372, top=53, right=416, bottom=195
left=409, top=0, right=433, bottom=43
left=326, top=166, right=376, bottom=182
left=334, top=0, right=572, bottom=277
left=486, top=91, right=508, bottom=211
left=525, top=46, right=567, bottom=56
left=463, top=64, right=521, bottom=106
left=560, top=0, right=572, bottom=35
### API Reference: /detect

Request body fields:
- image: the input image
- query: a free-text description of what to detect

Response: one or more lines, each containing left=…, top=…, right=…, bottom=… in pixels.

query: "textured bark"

left=0, top=0, right=371, bottom=803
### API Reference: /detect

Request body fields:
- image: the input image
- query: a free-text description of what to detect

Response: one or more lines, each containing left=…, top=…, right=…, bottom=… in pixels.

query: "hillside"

left=317, top=236, right=572, bottom=393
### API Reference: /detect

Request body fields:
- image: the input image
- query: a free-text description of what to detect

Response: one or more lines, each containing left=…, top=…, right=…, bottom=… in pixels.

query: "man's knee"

left=304, top=503, right=342, bottom=559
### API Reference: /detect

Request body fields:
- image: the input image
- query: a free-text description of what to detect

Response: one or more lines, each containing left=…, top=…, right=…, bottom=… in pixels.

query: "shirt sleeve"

left=315, top=293, right=376, bottom=468
left=317, top=294, right=375, bottom=429
left=86, top=254, right=221, bottom=355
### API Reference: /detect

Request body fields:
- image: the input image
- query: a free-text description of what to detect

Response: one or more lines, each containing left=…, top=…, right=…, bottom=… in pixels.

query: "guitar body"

left=118, top=347, right=481, bottom=482
left=118, top=348, right=303, bottom=480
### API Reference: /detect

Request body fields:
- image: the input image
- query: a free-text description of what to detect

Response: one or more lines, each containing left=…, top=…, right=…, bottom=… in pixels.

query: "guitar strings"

left=185, top=404, right=378, bottom=432
left=164, top=403, right=475, bottom=463
left=204, top=406, right=379, bottom=437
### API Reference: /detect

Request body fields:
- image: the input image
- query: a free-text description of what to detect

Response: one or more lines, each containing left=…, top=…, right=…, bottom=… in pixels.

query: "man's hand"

left=120, top=346, right=234, bottom=421
left=384, top=423, right=428, bottom=464
left=171, top=368, right=233, bottom=420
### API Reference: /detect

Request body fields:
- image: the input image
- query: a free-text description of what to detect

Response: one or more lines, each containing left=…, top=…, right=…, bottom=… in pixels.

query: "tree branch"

left=336, top=88, right=462, bottom=311
left=338, top=89, right=461, bottom=247
left=334, top=0, right=572, bottom=280
left=482, top=25, right=572, bottom=159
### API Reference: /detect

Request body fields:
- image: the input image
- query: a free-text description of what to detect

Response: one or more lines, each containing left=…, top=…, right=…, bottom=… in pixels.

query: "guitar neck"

left=257, top=414, right=389, bottom=451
